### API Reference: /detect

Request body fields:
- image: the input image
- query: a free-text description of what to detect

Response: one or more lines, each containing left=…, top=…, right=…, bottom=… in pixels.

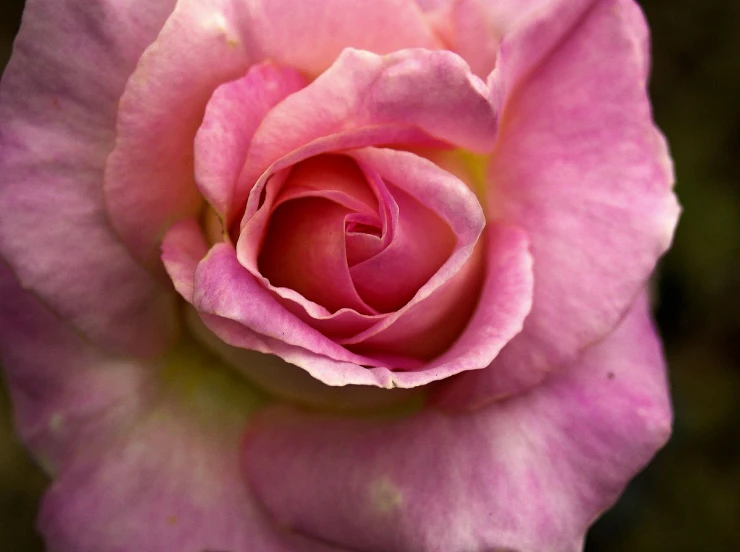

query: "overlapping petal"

left=235, top=47, right=498, bottom=219
left=194, top=63, right=307, bottom=222
left=243, top=294, right=671, bottom=552
left=441, top=0, right=680, bottom=406
left=0, top=1, right=677, bottom=550
left=104, top=0, right=444, bottom=269
left=104, top=0, right=255, bottom=269
left=0, top=0, right=177, bottom=356
left=423, top=0, right=500, bottom=78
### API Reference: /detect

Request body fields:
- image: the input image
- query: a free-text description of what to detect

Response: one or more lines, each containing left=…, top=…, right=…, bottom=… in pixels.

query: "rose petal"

left=0, top=261, right=340, bottom=552
left=188, top=308, right=422, bottom=413
left=161, top=223, right=419, bottom=386
left=460, top=0, right=681, bottom=403
left=194, top=62, right=307, bottom=223
left=349, top=186, right=455, bottom=313
left=237, top=156, right=385, bottom=335
left=236, top=47, right=498, bottom=217
left=243, top=294, right=671, bottom=552
left=425, top=0, right=501, bottom=78
left=345, top=148, right=472, bottom=315
left=381, top=222, right=534, bottom=387
left=161, top=218, right=210, bottom=303
left=482, top=0, right=571, bottom=37
left=193, top=243, right=385, bottom=369
left=259, top=198, right=377, bottom=314
left=197, top=311, right=405, bottom=387
left=349, top=240, right=485, bottom=360
left=0, top=0, right=177, bottom=357
left=417, top=0, right=558, bottom=37
left=104, top=0, right=255, bottom=269
left=245, top=0, right=441, bottom=76
left=274, top=155, right=380, bottom=216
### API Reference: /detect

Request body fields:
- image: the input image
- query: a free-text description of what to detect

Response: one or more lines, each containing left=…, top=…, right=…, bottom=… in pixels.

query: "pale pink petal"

left=244, top=0, right=441, bottom=76
left=0, top=261, right=341, bottom=552
left=0, top=261, right=153, bottom=477
left=39, top=382, right=340, bottom=552
left=482, top=0, right=570, bottom=37
left=243, top=294, right=671, bottom=551
left=194, top=63, right=307, bottom=222
left=104, top=0, right=255, bottom=269
left=236, top=48, right=498, bottom=215
left=0, top=0, right=177, bottom=356
left=464, top=0, right=681, bottom=402
left=417, top=0, right=559, bottom=39
left=425, top=0, right=500, bottom=77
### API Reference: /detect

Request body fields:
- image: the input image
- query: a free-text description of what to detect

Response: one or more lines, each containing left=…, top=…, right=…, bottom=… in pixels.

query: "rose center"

left=256, top=153, right=456, bottom=315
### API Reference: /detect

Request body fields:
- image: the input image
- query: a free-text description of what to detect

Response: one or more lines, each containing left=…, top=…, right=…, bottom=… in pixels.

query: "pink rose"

left=0, top=0, right=679, bottom=550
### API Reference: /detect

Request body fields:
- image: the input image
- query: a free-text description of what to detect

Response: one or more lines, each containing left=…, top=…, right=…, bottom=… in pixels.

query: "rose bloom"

left=0, top=0, right=679, bottom=550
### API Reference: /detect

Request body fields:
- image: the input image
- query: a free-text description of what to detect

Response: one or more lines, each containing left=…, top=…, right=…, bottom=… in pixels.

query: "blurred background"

left=1, top=0, right=738, bottom=549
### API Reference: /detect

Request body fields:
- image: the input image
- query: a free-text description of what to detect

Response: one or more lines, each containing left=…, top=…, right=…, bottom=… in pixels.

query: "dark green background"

left=1, top=1, right=738, bottom=549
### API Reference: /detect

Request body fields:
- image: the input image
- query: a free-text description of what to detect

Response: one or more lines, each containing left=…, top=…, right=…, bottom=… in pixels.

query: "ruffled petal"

left=188, top=309, right=422, bottom=412
left=0, top=0, right=177, bottom=356
left=463, top=0, right=680, bottom=402
left=243, top=294, right=671, bottom=552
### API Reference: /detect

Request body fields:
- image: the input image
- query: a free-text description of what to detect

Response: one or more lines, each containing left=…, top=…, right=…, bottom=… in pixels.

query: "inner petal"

left=258, top=198, right=377, bottom=315
left=277, top=154, right=379, bottom=214
left=345, top=212, right=384, bottom=266
left=350, top=185, right=456, bottom=313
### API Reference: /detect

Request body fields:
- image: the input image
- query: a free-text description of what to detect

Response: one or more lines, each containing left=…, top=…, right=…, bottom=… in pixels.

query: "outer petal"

left=245, top=0, right=441, bottom=76
left=104, top=0, right=255, bottom=268
left=243, top=294, right=671, bottom=552
left=417, top=0, right=563, bottom=39
left=424, top=0, right=501, bottom=78
left=0, top=0, right=177, bottom=356
left=462, top=0, right=680, bottom=403
left=0, top=263, right=340, bottom=552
